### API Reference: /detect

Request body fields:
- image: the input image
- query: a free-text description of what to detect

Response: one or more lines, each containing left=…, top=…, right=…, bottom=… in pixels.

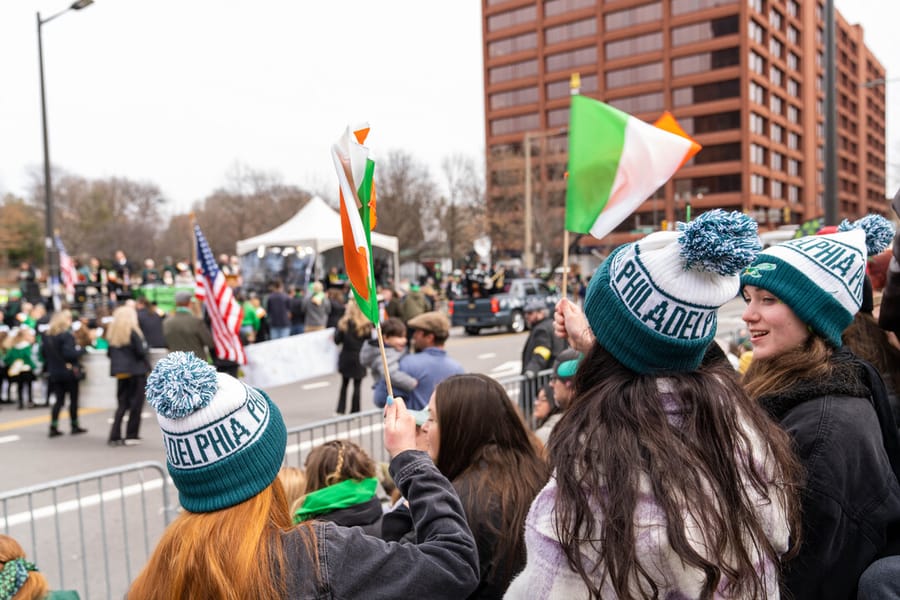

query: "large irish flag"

left=331, top=124, right=380, bottom=324
left=565, top=95, right=701, bottom=239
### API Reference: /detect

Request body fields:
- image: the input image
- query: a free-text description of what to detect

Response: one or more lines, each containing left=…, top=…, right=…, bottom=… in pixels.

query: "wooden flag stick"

left=561, top=229, right=570, bottom=299
left=376, top=323, right=395, bottom=401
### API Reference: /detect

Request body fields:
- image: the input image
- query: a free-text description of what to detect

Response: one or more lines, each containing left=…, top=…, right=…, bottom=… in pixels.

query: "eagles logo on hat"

left=145, top=352, right=287, bottom=513
left=585, top=209, right=761, bottom=374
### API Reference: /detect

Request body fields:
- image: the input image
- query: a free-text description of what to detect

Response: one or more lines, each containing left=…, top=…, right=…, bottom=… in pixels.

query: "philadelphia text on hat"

left=609, top=248, right=717, bottom=342
left=162, top=386, right=270, bottom=469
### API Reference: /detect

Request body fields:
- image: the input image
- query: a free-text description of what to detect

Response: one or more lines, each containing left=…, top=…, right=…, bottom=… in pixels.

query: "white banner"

left=243, top=328, right=339, bottom=388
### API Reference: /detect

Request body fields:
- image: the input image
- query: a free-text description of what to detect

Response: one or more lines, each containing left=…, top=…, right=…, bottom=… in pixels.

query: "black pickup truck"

left=448, top=278, right=559, bottom=335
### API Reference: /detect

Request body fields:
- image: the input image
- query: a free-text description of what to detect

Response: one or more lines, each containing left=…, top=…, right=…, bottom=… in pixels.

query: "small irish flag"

left=331, top=124, right=380, bottom=324
left=565, top=95, right=701, bottom=239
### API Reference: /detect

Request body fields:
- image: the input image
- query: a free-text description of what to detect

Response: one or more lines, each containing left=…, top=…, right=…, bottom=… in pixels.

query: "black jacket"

left=314, top=496, right=383, bottom=537
left=334, top=325, right=367, bottom=379
left=137, top=308, right=166, bottom=348
left=521, top=316, right=566, bottom=375
left=760, top=350, right=900, bottom=599
left=108, top=331, right=150, bottom=377
left=40, top=332, right=86, bottom=383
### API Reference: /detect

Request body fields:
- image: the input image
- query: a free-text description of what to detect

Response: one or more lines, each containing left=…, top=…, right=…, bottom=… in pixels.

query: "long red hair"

left=128, top=479, right=316, bottom=599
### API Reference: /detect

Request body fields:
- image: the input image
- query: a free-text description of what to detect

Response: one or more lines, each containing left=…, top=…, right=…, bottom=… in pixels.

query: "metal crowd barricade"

left=0, top=461, right=174, bottom=600
left=0, top=368, right=554, bottom=599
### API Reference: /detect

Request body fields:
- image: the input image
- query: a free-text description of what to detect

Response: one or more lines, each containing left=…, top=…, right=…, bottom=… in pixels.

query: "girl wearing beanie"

left=508, top=211, right=803, bottom=599
left=740, top=215, right=900, bottom=599
left=128, top=352, right=478, bottom=599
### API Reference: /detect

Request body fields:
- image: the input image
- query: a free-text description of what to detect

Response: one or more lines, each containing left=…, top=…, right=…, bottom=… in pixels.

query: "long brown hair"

left=433, top=374, right=549, bottom=580
left=337, top=301, right=372, bottom=338
left=303, top=440, right=375, bottom=494
left=742, top=335, right=832, bottom=401
left=551, top=345, right=802, bottom=599
left=128, top=479, right=315, bottom=599
left=843, top=312, right=900, bottom=397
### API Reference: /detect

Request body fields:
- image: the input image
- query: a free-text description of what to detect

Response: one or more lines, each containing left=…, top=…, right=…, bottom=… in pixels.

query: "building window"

left=607, top=91, right=665, bottom=113
left=788, top=131, right=801, bottom=150
left=787, top=158, right=800, bottom=176
left=487, top=5, right=537, bottom=32
left=787, top=104, right=800, bottom=123
left=489, top=59, right=538, bottom=84
left=490, top=86, right=540, bottom=110
left=680, top=110, right=741, bottom=134
left=547, top=107, right=569, bottom=127
left=769, top=8, right=783, bottom=30
left=605, top=31, right=663, bottom=60
left=771, top=180, right=783, bottom=199
left=490, top=113, right=541, bottom=136
left=545, top=17, right=596, bottom=45
left=488, top=32, right=538, bottom=58
left=750, top=81, right=766, bottom=105
left=788, top=184, right=800, bottom=203
left=749, top=0, right=764, bottom=14
left=748, top=19, right=765, bottom=45
left=751, top=143, right=767, bottom=165
left=787, top=52, right=799, bottom=71
left=606, top=61, right=663, bottom=89
left=605, top=2, right=662, bottom=31
left=543, top=0, right=594, bottom=18
left=771, top=151, right=783, bottom=170
left=770, top=66, right=784, bottom=87
left=546, top=73, right=597, bottom=99
left=771, top=123, right=784, bottom=143
left=787, top=0, right=799, bottom=17
left=674, top=174, right=742, bottom=193
left=750, top=113, right=767, bottom=135
left=770, top=94, right=783, bottom=115
left=671, top=47, right=740, bottom=77
left=749, top=51, right=766, bottom=75
left=671, top=15, right=739, bottom=46
left=671, top=0, right=738, bottom=16
left=693, top=142, right=741, bottom=164
left=751, top=174, right=767, bottom=195
left=787, top=79, right=800, bottom=97
left=769, top=37, right=784, bottom=58
left=787, top=25, right=799, bottom=45
left=546, top=46, right=596, bottom=72
left=673, top=79, right=740, bottom=106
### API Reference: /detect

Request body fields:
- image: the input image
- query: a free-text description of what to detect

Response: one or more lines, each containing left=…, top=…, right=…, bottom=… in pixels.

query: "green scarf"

left=293, top=477, right=377, bottom=523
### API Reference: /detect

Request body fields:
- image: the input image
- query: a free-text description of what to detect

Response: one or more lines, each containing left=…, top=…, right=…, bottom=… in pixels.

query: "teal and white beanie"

left=585, top=210, right=761, bottom=374
left=145, top=352, right=287, bottom=513
left=740, top=214, right=894, bottom=347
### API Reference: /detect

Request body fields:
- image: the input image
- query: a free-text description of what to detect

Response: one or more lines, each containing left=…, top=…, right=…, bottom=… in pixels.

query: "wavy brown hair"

left=843, top=312, right=900, bottom=398
left=303, top=440, right=376, bottom=494
left=550, top=345, right=802, bottom=599
left=742, top=334, right=831, bottom=401
left=128, top=479, right=316, bottom=600
left=433, top=374, right=550, bottom=582
left=337, top=301, right=373, bottom=338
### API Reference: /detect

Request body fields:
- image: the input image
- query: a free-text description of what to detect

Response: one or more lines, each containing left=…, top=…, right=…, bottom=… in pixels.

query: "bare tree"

left=440, top=153, right=485, bottom=267
left=0, top=194, right=42, bottom=266
left=374, top=150, right=437, bottom=261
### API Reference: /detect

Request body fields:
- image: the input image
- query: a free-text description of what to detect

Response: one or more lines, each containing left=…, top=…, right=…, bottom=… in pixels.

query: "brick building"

left=482, top=0, right=888, bottom=262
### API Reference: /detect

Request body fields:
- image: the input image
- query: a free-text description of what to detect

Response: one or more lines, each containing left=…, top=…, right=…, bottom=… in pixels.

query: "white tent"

left=235, top=196, right=399, bottom=279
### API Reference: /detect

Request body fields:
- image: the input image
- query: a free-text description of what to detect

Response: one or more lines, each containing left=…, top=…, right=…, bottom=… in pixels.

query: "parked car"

left=448, top=278, right=559, bottom=335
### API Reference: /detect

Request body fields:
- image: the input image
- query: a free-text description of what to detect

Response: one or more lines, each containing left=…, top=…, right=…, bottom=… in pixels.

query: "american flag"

left=194, top=224, right=247, bottom=365
left=55, top=234, right=77, bottom=297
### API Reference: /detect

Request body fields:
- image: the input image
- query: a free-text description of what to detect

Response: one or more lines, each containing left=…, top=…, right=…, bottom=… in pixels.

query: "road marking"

left=490, top=360, right=521, bottom=377
left=0, top=435, right=20, bottom=444
left=301, top=381, right=330, bottom=390
left=477, top=352, right=496, bottom=359
left=106, top=412, right=152, bottom=425
left=0, top=407, right=105, bottom=432
left=285, top=423, right=384, bottom=457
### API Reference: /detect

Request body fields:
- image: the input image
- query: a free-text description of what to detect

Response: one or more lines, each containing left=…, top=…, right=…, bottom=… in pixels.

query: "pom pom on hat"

left=585, top=210, right=760, bottom=374
left=678, top=209, right=761, bottom=276
left=838, top=214, right=894, bottom=256
left=146, top=352, right=218, bottom=419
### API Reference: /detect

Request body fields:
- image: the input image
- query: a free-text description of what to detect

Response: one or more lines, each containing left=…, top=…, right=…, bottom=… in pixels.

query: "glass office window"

left=490, top=113, right=541, bottom=136
left=671, top=47, right=739, bottom=76
left=546, top=46, right=596, bottom=72
left=489, top=32, right=538, bottom=58
left=545, top=17, right=596, bottom=45
left=608, top=91, right=665, bottom=113
left=673, top=79, right=740, bottom=106
left=606, top=31, right=663, bottom=60
left=544, top=0, right=594, bottom=18
left=605, top=2, right=662, bottom=31
left=490, top=86, right=540, bottom=110
left=489, top=59, right=538, bottom=84
left=672, top=15, right=739, bottom=46
left=487, top=5, right=537, bottom=31
left=606, top=61, right=663, bottom=88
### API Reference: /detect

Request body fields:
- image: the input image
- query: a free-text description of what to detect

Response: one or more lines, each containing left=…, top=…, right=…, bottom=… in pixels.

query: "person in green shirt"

left=240, top=293, right=261, bottom=343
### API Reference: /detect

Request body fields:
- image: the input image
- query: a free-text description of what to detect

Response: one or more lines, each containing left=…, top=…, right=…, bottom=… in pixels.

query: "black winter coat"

left=334, top=325, right=368, bottom=379
left=760, top=349, right=900, bottom=599
left=40, top=331, right=86, bottom=383
left=108, top=331, right=150, bottom=377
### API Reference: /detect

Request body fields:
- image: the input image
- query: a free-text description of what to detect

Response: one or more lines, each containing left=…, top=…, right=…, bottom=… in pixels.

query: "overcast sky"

left=0, top=1, right=896, bottom=216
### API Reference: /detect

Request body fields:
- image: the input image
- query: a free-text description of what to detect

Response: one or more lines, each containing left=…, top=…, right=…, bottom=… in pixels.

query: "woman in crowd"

left=514, top=210, right=802, bottom=599
left=105, top=305, right=150, bottom=446
left=40, top=310, right=87, bottom=437
left=302, top=281, right=331, bottom=332
left=531, top=383, right=559, bottom=445
left=740, top=215, right=900, bottom=599
left=293, top=440, right=383, bottom=535
left=333, top=300, right=371, bottom=414
left=0, top=534, right=51, bottom=599
left=128, top=352, right=478, bottom=599
left=421, top=373, right=549, bottom=598
left=4, top=327, right=38, bottom=409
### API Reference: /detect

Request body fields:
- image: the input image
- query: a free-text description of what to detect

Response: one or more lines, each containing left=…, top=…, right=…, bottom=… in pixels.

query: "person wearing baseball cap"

left=509, top=210, right=802, bottom=598
left=129, top=352, right=478, bottom=598
left=399, top=311, right=464, bottom=410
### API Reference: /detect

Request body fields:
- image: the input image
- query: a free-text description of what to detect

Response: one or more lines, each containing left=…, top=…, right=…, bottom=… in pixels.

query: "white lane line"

left=477, top=352, right=496, bottom=359
left=301, top=381, right=330, bottom=390
left=490, top=360, right=521, bottom=377
left=106, top=412, right=153, bottom=425
left=1, top=423, right=381, bottom=527
left=0, top=435, right=20, bottom=444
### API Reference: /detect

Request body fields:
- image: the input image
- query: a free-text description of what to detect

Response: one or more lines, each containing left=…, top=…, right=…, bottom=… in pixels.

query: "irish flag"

left=565, top=95, right=701, bottom=239
left=331, top=124, right=380, bottom=324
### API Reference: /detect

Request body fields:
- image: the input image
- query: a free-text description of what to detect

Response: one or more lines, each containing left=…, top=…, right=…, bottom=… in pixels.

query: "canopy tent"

left=235, top=196, right=400, bottom=286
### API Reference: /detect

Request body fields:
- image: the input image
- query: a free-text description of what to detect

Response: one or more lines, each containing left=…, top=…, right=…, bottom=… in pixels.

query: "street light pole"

left=36, top=0, right=94, bottom=297
left=823, top=0, right=838, bottom=225
left=523, top=127, right=567, bottom=272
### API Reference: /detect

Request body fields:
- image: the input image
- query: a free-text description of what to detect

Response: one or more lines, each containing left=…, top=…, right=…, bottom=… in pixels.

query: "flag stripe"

left=194, top=224, right=246, bottom=365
